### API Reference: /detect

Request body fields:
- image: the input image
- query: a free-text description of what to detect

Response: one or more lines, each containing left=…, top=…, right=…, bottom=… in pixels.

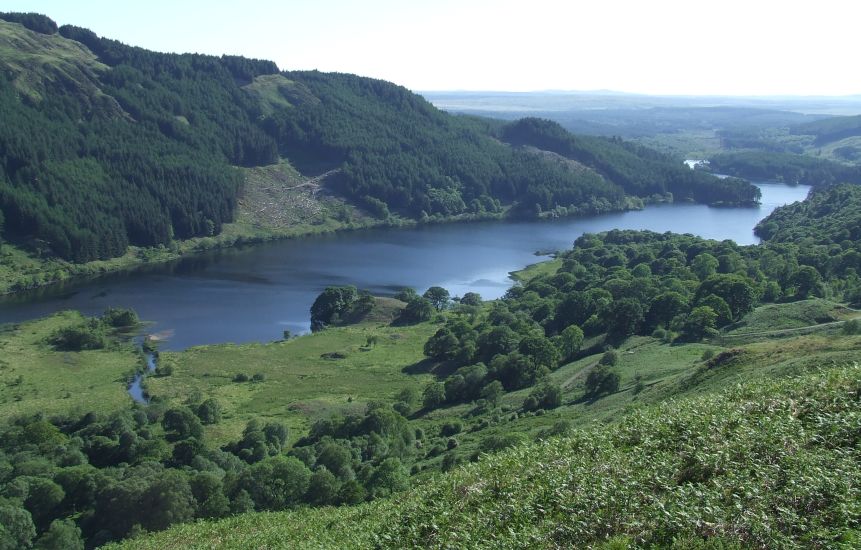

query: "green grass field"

left=0, top=311, right=140, bottom=419
left=510, top=256, right=562, bottom=283
left=723, top=298, right=845, bottom=333
left=148, top=319, right=438, bottom=445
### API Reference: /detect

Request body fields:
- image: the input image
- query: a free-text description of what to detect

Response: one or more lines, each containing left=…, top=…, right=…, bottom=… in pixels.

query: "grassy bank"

left=0, top=311, right=140, bottom=419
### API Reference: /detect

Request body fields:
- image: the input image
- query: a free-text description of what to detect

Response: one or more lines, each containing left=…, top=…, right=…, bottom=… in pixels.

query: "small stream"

left=128, top=348, right=157, bottom=404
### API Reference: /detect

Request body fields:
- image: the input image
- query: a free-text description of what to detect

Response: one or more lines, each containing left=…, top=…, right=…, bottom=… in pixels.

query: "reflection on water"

left=0, top=182, right=810, bottom=350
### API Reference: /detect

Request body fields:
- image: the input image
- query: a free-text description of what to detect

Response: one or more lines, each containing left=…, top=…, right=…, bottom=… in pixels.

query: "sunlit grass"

left=148, top=320, right=439, bottom=445
left=0, top=311, right=140, bottom=419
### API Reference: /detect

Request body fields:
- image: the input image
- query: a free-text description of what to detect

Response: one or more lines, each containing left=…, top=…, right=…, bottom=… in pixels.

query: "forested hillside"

left=792, top=113, right=861, bottom=145
left=501, top=118, right=761, bottom=205
left=755, top=183, right=861, bottom=247
left=261, top=73, right=629, bottom=219
left=709, top=150, right=861, bottom=185
left=0, top=15, right=260, bottom=261
left=0, top=13, right=756, bottom=266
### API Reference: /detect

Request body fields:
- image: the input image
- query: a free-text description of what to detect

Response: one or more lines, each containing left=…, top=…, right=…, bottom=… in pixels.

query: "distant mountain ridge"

left=0, top=12, right=757, bottom=263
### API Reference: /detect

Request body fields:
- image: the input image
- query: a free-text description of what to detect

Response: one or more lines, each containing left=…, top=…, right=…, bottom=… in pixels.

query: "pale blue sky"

left=3, top=0, right=857, bottom=96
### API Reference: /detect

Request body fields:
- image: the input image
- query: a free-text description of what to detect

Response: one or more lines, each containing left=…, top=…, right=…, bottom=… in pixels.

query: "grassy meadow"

left=148, top=318, right=438, bottom=445
left=0, top=311, right=140, bottom=419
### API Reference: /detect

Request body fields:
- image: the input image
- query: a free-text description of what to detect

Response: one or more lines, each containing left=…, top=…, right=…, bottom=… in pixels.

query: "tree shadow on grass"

left=402, top=358, right=459, bottom=378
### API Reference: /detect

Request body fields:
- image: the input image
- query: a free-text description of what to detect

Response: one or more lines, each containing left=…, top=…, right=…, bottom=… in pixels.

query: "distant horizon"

left=3, top=0, right=859, bottom=97
left=419, top=89, right=861, bottom=100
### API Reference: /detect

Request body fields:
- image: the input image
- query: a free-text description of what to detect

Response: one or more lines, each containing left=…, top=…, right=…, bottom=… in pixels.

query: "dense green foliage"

left=309, top=286, right=359, bottom=331
left=0, top=12, right=57, bottom=34
left=418, top=215, right=861, bottom=411
left=709, top=151, right=861, bottom=185
left=755, top=184, right=861, bottom=304
left=756, top=183, right=861, bottom=244
left=502, top=118, right=761, bottom=205
left=46, top=308, right=138, bottom=351
left=0, top=16, right=764, bottom=265
left=0, top=393, right=425, bottom=548
left=0, top=20, right=252, bottom=261
left=112, top=363, right=861, bottom=549
left=262, top=73, right=631, bottom=218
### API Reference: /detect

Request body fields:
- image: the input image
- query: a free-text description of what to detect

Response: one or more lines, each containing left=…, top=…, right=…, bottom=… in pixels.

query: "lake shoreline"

left=0, top=187, right=758, bottom=298
left=0, top=198, right=647, bottom=297
left=0, top=182, right=806, bottom=351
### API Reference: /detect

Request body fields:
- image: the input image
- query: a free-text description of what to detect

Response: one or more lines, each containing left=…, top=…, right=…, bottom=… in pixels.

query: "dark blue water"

left=128, top=352, right=157, bottom=404
left=0, top=182, right=810, bottom=350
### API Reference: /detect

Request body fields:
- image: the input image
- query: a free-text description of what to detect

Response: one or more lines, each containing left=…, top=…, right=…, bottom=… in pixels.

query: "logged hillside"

left=0, top=13, right=756, bottom=265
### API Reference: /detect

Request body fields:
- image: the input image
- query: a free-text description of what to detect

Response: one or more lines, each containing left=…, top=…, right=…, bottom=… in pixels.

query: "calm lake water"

left=0, top=182, right=810, bottom=350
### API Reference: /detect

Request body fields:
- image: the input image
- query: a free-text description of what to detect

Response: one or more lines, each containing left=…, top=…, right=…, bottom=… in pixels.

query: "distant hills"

left=792, top=113, right=861, bottom=145
left=0, top=12, right=756, bottom=264
left=424, top=90, right=861, bottom=165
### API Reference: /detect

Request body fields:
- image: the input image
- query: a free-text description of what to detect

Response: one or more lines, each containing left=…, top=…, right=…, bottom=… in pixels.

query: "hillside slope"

left=755, top=183, right=861, bottom=245
left=114, top=362, right=861, bottom=549
left=792, top=113, right=861, bottom=146
left=0, top=12, right=757, bottom=268
left=502, top=117, right=761, bottom=205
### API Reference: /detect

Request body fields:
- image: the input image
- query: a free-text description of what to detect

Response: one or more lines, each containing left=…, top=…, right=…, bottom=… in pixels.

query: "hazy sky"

left=4, top=0, right=857, bottom=96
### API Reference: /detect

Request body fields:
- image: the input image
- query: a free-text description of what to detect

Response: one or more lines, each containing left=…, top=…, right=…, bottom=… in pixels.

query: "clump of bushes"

left=599, top=349, right=619, bottom=366
left=584, top=365, right=620, bottom=398
left=48, top=308, right=142, bottom=351
left=48, top=321, right=107, bottom=351
left=523, top=381, right=562, bottom=411
left=440, top=420, right=463, bottom=437
left=101, top=307, right=139, bottom=328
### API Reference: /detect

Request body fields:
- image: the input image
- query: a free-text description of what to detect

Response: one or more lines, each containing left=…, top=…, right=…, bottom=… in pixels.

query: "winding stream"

left=127, top=351, right=157, bottom=404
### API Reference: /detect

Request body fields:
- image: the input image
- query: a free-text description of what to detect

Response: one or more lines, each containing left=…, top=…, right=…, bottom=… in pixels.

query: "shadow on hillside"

left=402, top=358, right=461, bottom=378
left=402, top=358, right=436, bottom=375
